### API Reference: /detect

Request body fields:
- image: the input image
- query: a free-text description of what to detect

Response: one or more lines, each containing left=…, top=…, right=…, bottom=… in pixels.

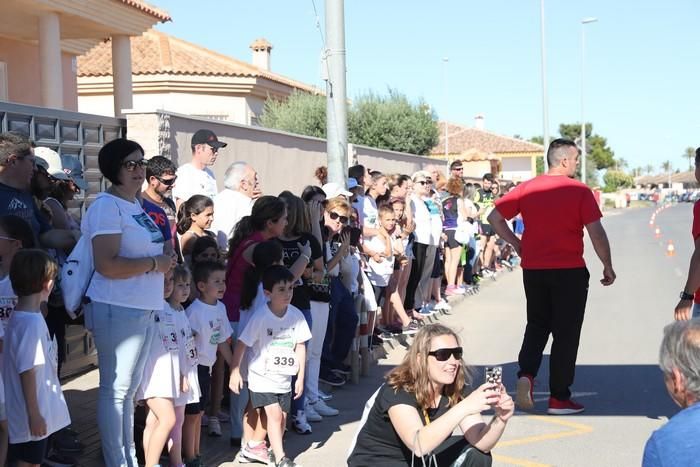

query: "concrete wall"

left=126, top=110, right=443, bottom=197
left=0, top=37, right=78, bottom=111
left=501, top=156, right=534, bottom=182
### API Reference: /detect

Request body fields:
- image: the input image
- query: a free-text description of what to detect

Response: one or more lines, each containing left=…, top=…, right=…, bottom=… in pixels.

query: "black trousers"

left=518, top=267, right=589, bottom=401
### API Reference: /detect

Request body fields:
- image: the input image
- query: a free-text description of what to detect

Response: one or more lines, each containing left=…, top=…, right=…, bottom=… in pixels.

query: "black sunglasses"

left=156, top=175, right=177, bottom=186
left=428, top=347, right=463, bottom=362
left=121, top=159, right=148, bottom=171
left=417, top=179, right=433, bottom=186
left=452, top=167, right=463, bottom=171
left=329, top=211, right=349, bottom=224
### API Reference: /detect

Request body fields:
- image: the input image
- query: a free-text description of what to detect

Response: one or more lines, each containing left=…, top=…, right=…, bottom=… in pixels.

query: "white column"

left=111, top=35, right=133, bottom=117
left=38, top=12, right=63, bottom=109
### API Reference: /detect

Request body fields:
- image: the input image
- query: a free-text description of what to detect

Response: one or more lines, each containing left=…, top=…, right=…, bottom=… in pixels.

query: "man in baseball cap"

left=173, top=129, right=226, bottom=206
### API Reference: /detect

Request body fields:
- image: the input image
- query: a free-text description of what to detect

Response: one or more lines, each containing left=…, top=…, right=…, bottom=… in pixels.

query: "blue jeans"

left=85, top=302, right=154, bottom=467
left=229, top=321, right=247, bottom=439
left=291, top=309, right=312, bottom=415
left=321, top=278, right=359, bottom=375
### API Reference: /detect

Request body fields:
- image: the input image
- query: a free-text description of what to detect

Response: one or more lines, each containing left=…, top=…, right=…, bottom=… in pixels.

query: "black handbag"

left=308, top=279, right=331, bottom=302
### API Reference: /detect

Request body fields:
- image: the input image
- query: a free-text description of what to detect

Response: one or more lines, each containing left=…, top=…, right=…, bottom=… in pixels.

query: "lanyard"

left=422, top=408, right=431, bottom=425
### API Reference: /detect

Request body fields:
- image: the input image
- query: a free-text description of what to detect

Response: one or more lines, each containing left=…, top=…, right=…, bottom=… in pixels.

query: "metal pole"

left=325, top=0, right=348, bottom=186
left=540, top=0, right=549, bottom=170
left=581, top=17, right=597, bottom=186
left=443, top=57, right=449, bottom=158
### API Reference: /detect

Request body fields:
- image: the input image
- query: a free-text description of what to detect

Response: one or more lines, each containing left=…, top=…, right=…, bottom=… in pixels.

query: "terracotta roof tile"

left=432, top=121, right=543, bottom=156
left=116, top=0, right=171, bottom=22
left=77, top=29, right=318, bottom=93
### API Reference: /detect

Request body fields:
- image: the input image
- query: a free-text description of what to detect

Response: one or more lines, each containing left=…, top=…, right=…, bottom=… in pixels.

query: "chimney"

left=474, top=113, right=485, bottom=130
left=250, top=38, right=272, bottom=71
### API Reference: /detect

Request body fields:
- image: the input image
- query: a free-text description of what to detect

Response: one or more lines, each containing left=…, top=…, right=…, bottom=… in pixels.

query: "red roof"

left=432, top=121, right=543, bottom=155
left=116, top=0, right=171, bottom=22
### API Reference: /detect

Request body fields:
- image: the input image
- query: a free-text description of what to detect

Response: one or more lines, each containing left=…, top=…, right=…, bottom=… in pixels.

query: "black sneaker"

left=402, top=320, right=420, bottom=336
left=319, top=372, right=346, bottom=386
left=53, top=429, right=84, bottom=453
left=277, top=457, right=300, bottom=467
left=43, top=450, right=77, bottom=467
left=331, top=363, right=352, bottom=375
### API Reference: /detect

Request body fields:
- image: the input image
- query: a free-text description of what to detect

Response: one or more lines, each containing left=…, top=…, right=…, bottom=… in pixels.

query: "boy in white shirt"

left=4, top=249, right=70, bottom=467
left=185, top=261, right=235, bottom=464
left=230, top=265, right=312, bottom=467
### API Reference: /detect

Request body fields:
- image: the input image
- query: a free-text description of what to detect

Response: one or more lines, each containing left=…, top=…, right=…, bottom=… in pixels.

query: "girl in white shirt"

left=176, top=195, right=215, bottom=262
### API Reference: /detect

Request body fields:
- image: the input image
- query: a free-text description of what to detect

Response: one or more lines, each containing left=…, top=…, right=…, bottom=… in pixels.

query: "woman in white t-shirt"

left=361, top=171, right=388, bottom=239
left=83, top=139, right=174, bottom=467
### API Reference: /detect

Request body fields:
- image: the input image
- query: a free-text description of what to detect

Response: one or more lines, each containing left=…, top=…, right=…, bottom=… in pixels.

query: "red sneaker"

left=515, top=375, right=534, bottom=410
left=547, top=397, right=585, bottom=415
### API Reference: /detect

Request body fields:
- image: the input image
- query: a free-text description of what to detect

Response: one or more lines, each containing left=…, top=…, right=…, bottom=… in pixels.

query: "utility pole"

left=325, top=0, right=348, bottom=186
left=540, top=0, right=549, bottom=170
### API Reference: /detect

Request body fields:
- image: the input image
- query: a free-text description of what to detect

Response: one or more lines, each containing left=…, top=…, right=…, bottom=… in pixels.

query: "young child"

left=231, top=265, right=312, bottom=467
left=167, top=265, right=201, bottom=467
left=177, top=195, right=215, bottom=262
left=185, top=261, right=235, bottom=464
left=3, top=249, right=70, bottom=467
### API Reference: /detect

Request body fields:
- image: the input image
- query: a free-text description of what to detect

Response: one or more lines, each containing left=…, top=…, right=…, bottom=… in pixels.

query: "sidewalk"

left=62, top=274, right=504, bottom=466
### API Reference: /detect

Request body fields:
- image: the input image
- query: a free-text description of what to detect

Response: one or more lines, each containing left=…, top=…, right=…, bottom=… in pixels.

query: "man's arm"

left=486, top=209, right=521, bottom=255
left=39, top=229, right=79, bottom=251
left=674, top=236, right=700, bottom=320
left=585, top=220, right=616, bottom=286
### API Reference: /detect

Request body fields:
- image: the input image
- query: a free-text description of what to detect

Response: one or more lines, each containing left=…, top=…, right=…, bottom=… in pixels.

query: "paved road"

left=66, top=203, right=693, bottom=466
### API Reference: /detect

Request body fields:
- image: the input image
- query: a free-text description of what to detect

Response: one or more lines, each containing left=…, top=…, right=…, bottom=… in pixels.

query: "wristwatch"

left=680, top=291, right=694, bottom=301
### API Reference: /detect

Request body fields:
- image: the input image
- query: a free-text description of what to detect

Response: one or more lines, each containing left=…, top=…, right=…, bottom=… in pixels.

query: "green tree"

left=683, top=147, right=695, bottom=171
left=616, top=158, right=628, bottom=171
left=258, top=91, right=327, bottom=138
left=259, top=89, right=439, bottom=155
left=661, top=160, right=673, bottom=173
left=348, top=89, right=438, bottom=155
left=558, top=123, right=615, bottom=170
left=603, top=170, right=634, bottom=192
left=645, top=164, right=654, bottom=175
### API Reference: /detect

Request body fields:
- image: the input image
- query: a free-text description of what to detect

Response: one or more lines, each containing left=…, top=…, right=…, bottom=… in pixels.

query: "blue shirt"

left=0, top=182, right=51, bottom=236
left=141, top=198, right=172, bottom=243
left=643, top=402, right=700, bottom=467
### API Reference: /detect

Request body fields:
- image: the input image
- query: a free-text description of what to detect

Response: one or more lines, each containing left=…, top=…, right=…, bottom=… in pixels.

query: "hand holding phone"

left=484, top=366, right=502, bottom=394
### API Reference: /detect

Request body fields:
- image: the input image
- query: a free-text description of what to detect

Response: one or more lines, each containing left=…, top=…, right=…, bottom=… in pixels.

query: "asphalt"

left=63, top=202, right=692, bottom=466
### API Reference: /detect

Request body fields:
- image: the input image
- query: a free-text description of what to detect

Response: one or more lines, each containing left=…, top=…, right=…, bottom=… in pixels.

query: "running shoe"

left=402, top=320, right=420, bottom=335
left=208, top=416, right=222, bottom=436
left=292, top=411, right=313, bottom=434
left=319, top=372, right=346, bottom=386
left=319, top=390, right=333, bottom=401
left=304, top=404, right=323, bottom=422
left=547, top=397, right=585, bottom=415
left=240, top=441, right=270, bottom=464
left=516, top=375, right=535, bottom=410
left=309, top=398, right=339, bottom=416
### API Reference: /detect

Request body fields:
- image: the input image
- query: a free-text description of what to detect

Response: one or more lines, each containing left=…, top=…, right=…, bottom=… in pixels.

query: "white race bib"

left=185, top=335, right=198, bottom=366
left=265, top=346, right=299, bottom=376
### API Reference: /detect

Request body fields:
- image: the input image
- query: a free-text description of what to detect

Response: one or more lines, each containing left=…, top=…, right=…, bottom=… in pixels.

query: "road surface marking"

left=492, top=453, right=551, bottom=467
left=498, top=415, right=593, bottom=448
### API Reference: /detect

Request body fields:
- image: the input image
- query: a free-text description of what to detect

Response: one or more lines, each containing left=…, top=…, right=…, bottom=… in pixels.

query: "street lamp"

left=540, top=0, right=549, bottom=169
left=442, top=57, right=449, bottom=158
left=580, top=17, right=597, bottom=185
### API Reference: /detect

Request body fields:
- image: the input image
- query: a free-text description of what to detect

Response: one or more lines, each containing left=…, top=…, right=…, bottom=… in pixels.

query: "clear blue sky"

left=158, top=0, right=700, bottom=172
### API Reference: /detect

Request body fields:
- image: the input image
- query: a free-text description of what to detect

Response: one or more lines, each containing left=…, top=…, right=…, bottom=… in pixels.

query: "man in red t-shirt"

left=674, top=147, right=700, bottom=320
left=488, top=138, right=616, bottom=415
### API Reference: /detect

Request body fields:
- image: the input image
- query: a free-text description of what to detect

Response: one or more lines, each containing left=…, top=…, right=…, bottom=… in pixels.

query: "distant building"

left=432, top=116, right=543, bottom=182
left=77, top=30, right=321, bottom=124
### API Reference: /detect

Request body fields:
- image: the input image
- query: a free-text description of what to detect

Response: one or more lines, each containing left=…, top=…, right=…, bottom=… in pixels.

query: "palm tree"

left=632, top=166, right=643, bottom=177
left=684, top=147, right=695, bottom=171
left=645, top=164, right=654, bottom=175
left=616, top=158, right=628, bottom=171
left=661, top=160, right=673, bottom=173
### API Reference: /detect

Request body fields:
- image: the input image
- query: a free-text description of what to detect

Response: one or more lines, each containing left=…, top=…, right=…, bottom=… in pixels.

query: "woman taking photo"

left=348, top=324, right=514, bottom=467
left=83, top=138, right=173, bottom=467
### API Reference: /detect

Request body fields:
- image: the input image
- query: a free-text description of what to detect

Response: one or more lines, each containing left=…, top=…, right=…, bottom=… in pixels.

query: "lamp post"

left=580, top=17, right=597, bottom=185
left=540, top=0, right=549, bottom=169
left=442, top=57, right=449, bottom=158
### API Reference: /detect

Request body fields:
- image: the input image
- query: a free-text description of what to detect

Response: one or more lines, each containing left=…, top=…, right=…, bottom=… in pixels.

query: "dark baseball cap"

left=191, top=129, right=227, bottom=149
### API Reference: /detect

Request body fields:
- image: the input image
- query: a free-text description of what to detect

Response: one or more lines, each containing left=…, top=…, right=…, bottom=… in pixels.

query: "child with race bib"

left=185, top=261, right=235, bottom=465
left=4, top=249, right=70, bottom=467
left=230, top=265, right=312, bottom=467
left=166, top=265, right=201, bottom=467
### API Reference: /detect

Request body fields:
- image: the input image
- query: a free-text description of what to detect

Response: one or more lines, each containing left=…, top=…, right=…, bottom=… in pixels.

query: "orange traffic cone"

left=667, top=240, right=675, bottom=257
left=655, top=227, right=661, bottom=239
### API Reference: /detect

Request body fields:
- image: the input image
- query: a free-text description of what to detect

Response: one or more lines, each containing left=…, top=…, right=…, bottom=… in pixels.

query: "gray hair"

left=223, top=161, right=250, bottom=190
left=659, top=319, right=700, bottom=400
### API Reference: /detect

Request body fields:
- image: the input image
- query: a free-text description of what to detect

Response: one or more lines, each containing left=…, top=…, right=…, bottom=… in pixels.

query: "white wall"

left=501, top=156, right=534, bottom=182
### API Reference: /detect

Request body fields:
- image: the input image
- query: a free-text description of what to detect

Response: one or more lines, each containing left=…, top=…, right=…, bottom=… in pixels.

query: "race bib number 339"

left=265, top=346, right=298, bottom=376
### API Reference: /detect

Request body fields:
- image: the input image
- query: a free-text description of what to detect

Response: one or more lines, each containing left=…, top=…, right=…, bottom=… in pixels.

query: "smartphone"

left=484, top=366, right=502, bottom=392
left=341, top=226, right=362, bottom=247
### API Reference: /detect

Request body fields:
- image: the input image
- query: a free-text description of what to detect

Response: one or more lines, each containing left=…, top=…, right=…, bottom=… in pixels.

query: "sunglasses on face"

left=156, top=176, right=177, bottom=186
left=121, top=159, right=148, bottom=171
left=428, top=347, right=463, bottom=361
left=452, top=167, right=463, bottom=171
left=329, top=211, right=349, bottom=224
left=416, top=179, right=433, bottom=186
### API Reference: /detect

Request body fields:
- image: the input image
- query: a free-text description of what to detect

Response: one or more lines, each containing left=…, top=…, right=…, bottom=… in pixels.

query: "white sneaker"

left=292, top=411, right=312, bottom=434
left=310, top=399, right=339, bottom=417
left=319, top=390, right=333, bottom=401
left=434, top=299, right=451, bottom=311
left=304, top=403, right=323, bottom=422
left=208, top=416, right=222, bottom=436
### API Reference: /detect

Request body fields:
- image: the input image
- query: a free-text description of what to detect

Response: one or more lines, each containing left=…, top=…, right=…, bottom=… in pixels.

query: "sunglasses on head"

left=121, top=159, right=148, bottom=171
left=156, top=175, right=177, bottom=186
left=428, top=347, right=463, bottom=361
left=329, top=211, right=349, bottom=224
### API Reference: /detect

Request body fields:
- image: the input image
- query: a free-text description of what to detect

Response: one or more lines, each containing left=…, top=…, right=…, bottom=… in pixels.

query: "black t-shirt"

left=277, top=233, right=323, bottom=311
left=348, top=384, right=454, bottom=466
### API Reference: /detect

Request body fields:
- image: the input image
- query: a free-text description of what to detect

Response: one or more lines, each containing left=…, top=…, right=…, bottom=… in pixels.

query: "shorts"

left=249, top=390, right=292, bottom=413
left=480, top=223, right=495, bottom=237
left=9, top=437, right=49, bottom=464
left=186, top=364, right=211, bottom=414
left=431, top=249, right=443, bottom=279
left=443, top=229, right=461, bottom=249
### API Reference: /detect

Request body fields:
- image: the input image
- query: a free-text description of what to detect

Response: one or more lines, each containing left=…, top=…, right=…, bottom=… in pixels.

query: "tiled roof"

left=117, top=0, right=171, bottom=22
left=77, top=29, right=318, bottom=93
left=432, top=121, right=543, bottom=156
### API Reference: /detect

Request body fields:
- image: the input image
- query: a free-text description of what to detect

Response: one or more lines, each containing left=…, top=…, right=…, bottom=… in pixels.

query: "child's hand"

left=229, top=369, right=243, bottom=394
left=293, top=377, right=304, bottom=400
left=181, top=374, right=189, bottom=393
left=29, top=410, right=47, bottom=437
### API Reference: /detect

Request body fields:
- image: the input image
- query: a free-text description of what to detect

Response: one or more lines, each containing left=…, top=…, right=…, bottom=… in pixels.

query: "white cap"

left=34, top=147, right=70, bottom=181
left=322, top=182, right=352, bottom=199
